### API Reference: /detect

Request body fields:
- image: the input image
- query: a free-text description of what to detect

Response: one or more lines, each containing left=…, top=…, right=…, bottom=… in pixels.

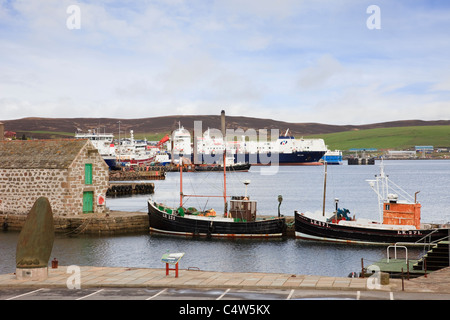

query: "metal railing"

left=387, top=244, right=408, bottom=263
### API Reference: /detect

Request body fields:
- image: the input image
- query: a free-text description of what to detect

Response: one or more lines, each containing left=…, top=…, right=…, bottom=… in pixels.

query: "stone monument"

left=16, top=197, right=55, bottom=280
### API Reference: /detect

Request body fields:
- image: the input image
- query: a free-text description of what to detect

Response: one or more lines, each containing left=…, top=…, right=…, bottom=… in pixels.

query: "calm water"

left=1, top=160, right=449, bottom=276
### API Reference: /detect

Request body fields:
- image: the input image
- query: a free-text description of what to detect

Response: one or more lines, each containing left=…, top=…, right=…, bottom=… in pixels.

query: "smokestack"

left=221, top=110, right=225, bottom=136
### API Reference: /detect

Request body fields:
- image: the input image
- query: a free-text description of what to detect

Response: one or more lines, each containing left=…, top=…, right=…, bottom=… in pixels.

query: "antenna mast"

left=221, top=110, right=227, bottom=215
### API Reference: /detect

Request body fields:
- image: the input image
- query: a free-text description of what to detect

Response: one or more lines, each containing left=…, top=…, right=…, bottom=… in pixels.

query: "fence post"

left=361, top=258, right=364, bottom=278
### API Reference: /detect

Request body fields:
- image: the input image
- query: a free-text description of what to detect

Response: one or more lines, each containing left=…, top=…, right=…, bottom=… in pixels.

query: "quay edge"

left=0, top=211, right=149, bottom=235
left=1, top=212, right=295, bottom=236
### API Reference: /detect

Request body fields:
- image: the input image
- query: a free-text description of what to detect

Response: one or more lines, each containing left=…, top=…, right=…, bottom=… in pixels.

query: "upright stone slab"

left=16, top=197, right=55, bottom=280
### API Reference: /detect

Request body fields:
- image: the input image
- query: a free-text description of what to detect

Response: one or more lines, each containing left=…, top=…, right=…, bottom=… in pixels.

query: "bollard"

left=380, top=272, right=389, bottom=285
left=361, top=258, right=364, bottom=278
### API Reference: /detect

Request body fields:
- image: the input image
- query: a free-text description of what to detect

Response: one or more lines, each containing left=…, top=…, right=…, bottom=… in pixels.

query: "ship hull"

left=295, top=212, right=448, bottom=245
left=117, top=157, right=153, bottom=166
left=148, top=200, right=286, bottom=238
left=173, top=151, right=326, bottom=166
left=220, top=151, right=324, bottom=165
left=103, top=156, right=117, bottom=169
left=233, top=151, right=326, bottom=165
left=194, top=163, right=251, bottom=172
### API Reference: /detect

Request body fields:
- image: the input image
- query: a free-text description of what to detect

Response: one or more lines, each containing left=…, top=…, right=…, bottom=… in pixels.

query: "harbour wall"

left=1, top=212, right=295, bottom=236
left=1, top=211, right=149, bottom=235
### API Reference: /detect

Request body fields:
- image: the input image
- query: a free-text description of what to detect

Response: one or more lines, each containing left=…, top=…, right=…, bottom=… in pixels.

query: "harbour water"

left=1, top=160, right=449, bottom=277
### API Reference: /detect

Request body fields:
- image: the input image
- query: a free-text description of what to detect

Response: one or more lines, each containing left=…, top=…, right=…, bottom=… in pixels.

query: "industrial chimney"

left=0, top=122, right=4, bottom=140
left=221, top=110, right=225, bottom=136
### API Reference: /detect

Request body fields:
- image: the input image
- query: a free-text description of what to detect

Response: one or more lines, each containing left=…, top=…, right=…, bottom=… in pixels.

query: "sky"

left=1, top=0, right=450, bottom=125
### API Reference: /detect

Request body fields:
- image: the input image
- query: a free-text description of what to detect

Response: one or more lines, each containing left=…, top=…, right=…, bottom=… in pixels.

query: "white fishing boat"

left=116, top=130, right=153, bottom=166
left=295, top=161, right=449, bottom=245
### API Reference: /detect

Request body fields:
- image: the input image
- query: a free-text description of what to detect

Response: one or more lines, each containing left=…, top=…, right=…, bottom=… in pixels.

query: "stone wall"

left=0, top=168, right=70, bottom=215
left=0, top=213, right=293, bottom=236
left=65, top=144, right=109, bottom=215
left=0, top=212, right=149, bottom=234
left=0, top=141, right=109, bottom=216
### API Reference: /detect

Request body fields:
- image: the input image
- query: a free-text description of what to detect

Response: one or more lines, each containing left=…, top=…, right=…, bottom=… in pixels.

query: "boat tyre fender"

left=207, top=221, right=214, bottom=238
left=277, top=219, right=285, bottom=228
left=277, top=219, right=287, bottom=235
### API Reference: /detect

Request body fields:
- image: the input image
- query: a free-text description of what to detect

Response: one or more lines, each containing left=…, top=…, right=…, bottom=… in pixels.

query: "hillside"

left=1, top=116, right=449, bottom=150
left=307, top=125, right=450, bottom=151
left=2, top=115, right=356, bottom=139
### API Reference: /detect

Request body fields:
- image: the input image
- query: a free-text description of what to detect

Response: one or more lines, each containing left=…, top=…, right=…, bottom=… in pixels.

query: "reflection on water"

left=0, top=231, right=424, bottom=277
left=108, top=160, right=450, bottom=224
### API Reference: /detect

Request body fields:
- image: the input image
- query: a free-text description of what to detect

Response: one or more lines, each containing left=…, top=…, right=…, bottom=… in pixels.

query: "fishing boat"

left=295, top=161, right=449, bottom=245
left=147, top=111, right=286, bottom=238
left=116, top=130, right=154, bottom=166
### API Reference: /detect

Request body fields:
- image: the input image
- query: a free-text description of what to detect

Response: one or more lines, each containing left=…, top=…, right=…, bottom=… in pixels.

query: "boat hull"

left=180, top=151, right=326, bottom=166
left=148, top=200, right=286, bottom=238
left=295, top=212, right=448, bottom=245
left=194, top=163, right=251, bottom=172
left=103, top=156, right=117, bottom=169
left=118, top=158, right=153, bottom=166
left=232, top=151, right=326, bottom=165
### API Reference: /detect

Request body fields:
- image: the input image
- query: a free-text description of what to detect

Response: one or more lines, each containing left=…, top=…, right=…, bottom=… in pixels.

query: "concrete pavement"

left=1, top=265, right=449, bottom=294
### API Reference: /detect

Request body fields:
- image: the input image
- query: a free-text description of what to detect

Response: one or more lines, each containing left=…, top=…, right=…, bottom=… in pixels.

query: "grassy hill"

left=2, top=116, right=449, bottom=151
left=305, top=125, right=450, bottom=151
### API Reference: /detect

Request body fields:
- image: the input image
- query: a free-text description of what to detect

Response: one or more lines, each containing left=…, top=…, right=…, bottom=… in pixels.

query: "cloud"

left=430, top=77, right=450, bottom=92
left=297, top=54, right=345, bottom=90
left=0, top=0, right=449, bottom=124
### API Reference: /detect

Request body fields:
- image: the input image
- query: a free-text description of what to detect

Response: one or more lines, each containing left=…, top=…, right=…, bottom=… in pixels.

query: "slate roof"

left=0, top=139, right=91, bottom=169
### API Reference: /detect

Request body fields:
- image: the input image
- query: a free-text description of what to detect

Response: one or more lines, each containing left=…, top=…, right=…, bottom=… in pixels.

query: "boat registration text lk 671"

left=310, top=219, right=329, bottom=228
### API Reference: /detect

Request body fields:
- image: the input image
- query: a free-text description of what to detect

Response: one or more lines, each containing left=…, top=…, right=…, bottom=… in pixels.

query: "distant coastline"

left=1, top=116, right=449, bottom=155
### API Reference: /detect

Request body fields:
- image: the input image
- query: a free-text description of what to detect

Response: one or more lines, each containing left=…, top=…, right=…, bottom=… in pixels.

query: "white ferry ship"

left=170, top=126, right=327, bottom=165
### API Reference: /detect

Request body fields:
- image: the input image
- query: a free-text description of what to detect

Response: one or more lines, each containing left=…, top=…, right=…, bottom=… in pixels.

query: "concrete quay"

left=1, top=211, right=149, bottom=234
left=1, top=265, right=450, bottom=295
left=1, top=211, right=296, bottom=236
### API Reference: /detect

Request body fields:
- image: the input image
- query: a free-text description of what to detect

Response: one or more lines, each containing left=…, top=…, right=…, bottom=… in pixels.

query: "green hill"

left=305, top=125, right=450, bottom=151
left=2, top=116, right=449, bottom=151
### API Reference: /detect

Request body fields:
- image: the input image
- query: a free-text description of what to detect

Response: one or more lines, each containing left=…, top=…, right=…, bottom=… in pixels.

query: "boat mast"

left=322, top=161, right=328, bottom=216
left=179, top=157, right=183, bottom=208
left=221, top=110, right=227, bottom=215
left=367, top=159, right=386, bottom=223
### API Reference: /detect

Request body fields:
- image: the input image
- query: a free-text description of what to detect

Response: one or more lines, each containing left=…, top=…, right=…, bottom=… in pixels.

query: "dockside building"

left=0, top=139, right=109, bottom=216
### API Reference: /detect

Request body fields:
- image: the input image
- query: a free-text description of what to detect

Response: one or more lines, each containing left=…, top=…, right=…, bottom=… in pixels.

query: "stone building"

left=0, top=139, right=109, bottom=216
